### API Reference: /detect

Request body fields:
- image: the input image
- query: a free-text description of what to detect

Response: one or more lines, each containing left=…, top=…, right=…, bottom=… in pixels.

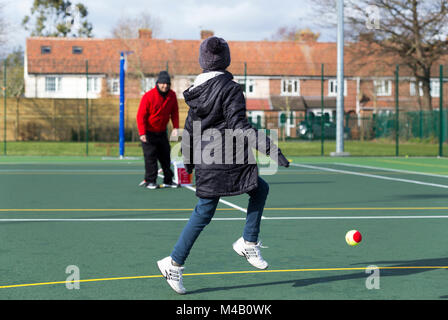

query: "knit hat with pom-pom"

left=198, top=36, right=231, bottom=72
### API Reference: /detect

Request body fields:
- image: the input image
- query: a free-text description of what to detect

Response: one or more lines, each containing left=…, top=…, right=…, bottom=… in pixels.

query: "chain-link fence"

left=0, top=59, right=447, bottom=156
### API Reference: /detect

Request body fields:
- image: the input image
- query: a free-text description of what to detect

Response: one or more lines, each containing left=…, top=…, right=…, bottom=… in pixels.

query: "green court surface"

left=1, top=156, right=448, bottom=300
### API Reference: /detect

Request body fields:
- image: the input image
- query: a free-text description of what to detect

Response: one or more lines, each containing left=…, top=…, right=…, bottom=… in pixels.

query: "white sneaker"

left=232, top=237, right=269, bottom=269
left=138, top=180, right=147, bottom=187
left=146, top=183, right=159, bottom=190
left=157, top=256, right=186, bottom=294
left=162, top=182, right=179, bottom=188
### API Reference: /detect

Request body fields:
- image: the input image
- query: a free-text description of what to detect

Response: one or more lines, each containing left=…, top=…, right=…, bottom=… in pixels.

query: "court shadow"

left=187, top=257, right=448, bottom=295
left=393, top=194, right=448, bottom=200
left=188, top=278, right=301, bottom=295
left=292, top=256, right=448, bottom=288
left=309, top=194, right=448, bottom=206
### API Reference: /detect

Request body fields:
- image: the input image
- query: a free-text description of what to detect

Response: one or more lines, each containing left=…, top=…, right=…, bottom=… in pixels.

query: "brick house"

left=24, top=30, right=447, bottom=138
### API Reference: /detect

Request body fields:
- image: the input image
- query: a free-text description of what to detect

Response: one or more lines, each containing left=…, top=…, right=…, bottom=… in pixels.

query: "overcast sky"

left=4, top=0, right=335, bottom=52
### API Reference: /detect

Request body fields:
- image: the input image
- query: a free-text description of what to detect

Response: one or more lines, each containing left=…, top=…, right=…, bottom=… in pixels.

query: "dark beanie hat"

left=199, top=36, right=231, bottom=71
left=157, top=71, right=171, bottom=84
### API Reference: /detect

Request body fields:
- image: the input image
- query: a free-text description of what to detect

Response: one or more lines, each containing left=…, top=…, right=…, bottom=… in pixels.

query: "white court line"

left=335, top=163, right=448, bottom=179
left=159, top=174, right=249, bottom=215
left=262, top=215, right=448, bottom=220
left=0, top=218, right=244, bottom=222
left=290, top=163, right=448, bottom=189
left=2, top=215, right=448, bottom=222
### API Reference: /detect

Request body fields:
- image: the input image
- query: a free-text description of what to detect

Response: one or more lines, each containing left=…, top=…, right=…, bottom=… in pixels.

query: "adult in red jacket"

left=136, top=71, right=179, bottom=189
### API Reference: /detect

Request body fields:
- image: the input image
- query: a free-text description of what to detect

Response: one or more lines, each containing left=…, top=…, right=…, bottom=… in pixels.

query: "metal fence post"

left=395, top=64, right=399, bottom=157
left=439, top=65, right=444, bottom=157
left=85, top=60, right=89, bottom=156
left=321, top=63, right=324, bottom=156
left=3, top=59, right=6, bottom=156
left=244, top=62, right=247, bottom=95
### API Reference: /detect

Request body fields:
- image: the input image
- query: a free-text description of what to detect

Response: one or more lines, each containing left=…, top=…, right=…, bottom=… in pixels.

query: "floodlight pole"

left=333, top=0, right=348, bottom=156
left=439, top=65, right=444, bottom=157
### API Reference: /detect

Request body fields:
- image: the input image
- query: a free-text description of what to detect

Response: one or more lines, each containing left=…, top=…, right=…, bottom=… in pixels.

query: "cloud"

left=2, top=0, right=331, bottom=54
left=88, top=0, right=322, bottom=41
left=164, top=0, right=318, bottom=40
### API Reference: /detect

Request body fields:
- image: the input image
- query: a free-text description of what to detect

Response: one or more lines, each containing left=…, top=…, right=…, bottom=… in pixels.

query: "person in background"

left=136, top=71, right=179, bottom=189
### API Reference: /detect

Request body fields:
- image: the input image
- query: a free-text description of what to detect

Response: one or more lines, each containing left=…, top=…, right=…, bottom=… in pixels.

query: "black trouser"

left=141, top=131, right=174, bottom=184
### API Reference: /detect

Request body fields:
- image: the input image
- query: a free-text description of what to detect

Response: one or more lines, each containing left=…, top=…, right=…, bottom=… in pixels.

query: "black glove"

left=185, top=163, right=194, bottom=174
left=277, top=152, right=290, bottom=168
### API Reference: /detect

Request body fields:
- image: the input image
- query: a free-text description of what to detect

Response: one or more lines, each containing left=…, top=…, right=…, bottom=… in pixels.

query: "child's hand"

left=277, top=153, right=290, bottom=168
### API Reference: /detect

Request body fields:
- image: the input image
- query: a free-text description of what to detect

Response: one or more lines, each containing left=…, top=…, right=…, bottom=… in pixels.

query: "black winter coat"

left=182, top=71, right=288, bottom=198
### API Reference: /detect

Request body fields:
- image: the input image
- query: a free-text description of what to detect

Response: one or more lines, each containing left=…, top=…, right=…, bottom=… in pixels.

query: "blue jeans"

left=170, top=177, right=269, bottom=265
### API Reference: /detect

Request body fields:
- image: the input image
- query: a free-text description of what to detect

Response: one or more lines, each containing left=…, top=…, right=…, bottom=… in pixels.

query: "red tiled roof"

left=26, top=37, right=448, bottom=77
left=26, top=37, right=340, bottom=76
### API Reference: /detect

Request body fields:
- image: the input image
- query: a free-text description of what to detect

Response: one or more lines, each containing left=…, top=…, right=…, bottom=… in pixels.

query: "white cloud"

left=88, top=0, right=322, bottom=41
left=3, top=0, right=33, bottom=50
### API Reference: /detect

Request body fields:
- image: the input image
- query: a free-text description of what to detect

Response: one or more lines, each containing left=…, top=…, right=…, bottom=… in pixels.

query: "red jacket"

left=136, top=87, right=179, bottom=135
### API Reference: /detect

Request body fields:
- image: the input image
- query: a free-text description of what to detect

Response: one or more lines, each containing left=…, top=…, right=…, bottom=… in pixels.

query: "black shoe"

left=146, top=183, right=160, bottom=190
left=162, top=182, right=179, bottom=188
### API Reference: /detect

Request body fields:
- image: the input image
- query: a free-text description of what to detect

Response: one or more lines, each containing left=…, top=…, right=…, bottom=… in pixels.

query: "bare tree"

left=110, top=12, right=162, bottom=39
left=109, top=11, right=163, bottom=97
left=268, top=26, right=320, bottom=42
left=311, top=0, right=448, bottom=112
left=0, top=2, right=8, bottom=52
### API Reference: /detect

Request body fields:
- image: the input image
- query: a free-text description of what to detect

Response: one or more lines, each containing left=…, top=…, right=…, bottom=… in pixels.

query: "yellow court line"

left=1, top=266, right=447, bottom=289
left=2, top=171, right=448, bottom=177
left=0, top=208, right=231, bottom=212
left=2, top=207, right=448, bottom=213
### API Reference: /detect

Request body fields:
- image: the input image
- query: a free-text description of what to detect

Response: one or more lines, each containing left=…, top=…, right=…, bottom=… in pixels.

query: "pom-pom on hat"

left=199, top=36, right=231, bottom=72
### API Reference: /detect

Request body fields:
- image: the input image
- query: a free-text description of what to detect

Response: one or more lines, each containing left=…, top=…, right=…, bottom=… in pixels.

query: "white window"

left=410, top=79, right=440, bottom=97
left=281, top=78, right=300, bottom=96
left=45, top=76, right=62, bottom=92
left=141, top=77, right=156, bottom=93
left=236, top=78, right=255, bottom=96
left=374, top=79, right=392, bottom=96
left=410, top=81, right=423, bottom=96
left=87, top=77, right=100, bottom=93
left=107, top=78, right=120, bottom=95
left=247, top=111, right=264, bottom=128
left=328, top=79, right=347, bottom=96
left=431, top=79, right=440, bottom=98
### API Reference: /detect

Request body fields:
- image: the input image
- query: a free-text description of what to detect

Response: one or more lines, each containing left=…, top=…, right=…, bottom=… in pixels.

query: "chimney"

left=138, top=29, right=152, bottom=39
left=200, top=30, right=214, bottom=40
